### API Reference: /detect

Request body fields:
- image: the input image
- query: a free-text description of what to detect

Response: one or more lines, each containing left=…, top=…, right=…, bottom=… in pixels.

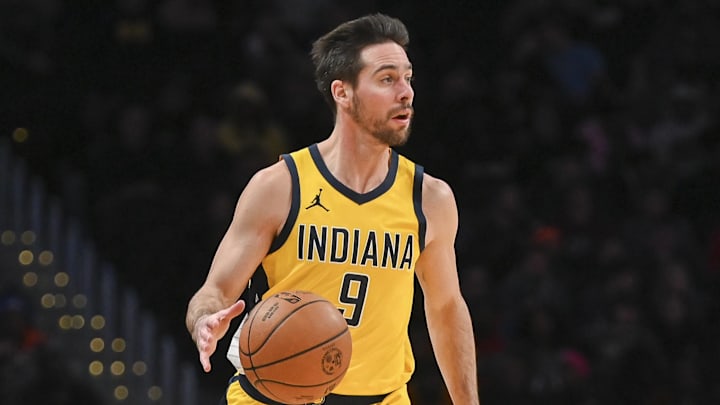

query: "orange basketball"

left=238, top=291, right=352, bottom=404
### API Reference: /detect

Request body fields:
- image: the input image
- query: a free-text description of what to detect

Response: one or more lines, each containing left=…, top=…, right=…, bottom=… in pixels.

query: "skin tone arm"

left=415, top=174, right=480, bottom=405
left=185, top=160, right=291, bottom=372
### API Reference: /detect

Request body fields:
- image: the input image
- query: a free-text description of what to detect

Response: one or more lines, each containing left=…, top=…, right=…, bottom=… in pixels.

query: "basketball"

left=238, top=290, right=352, bottom=404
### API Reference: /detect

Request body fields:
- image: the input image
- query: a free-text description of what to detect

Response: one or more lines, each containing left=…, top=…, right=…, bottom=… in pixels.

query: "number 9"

left=338, top=273, right=369, bottom=327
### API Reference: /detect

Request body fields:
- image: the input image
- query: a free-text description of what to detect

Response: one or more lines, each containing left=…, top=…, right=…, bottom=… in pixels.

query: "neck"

left=316, top=122, right=392, bottom=194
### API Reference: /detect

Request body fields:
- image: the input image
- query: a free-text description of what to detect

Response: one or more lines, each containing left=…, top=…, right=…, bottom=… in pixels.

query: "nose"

left=398, top=79, right=414, bottom=103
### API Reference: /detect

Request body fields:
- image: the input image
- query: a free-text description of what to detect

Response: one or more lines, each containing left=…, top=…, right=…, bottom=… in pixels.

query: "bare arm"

left=415, top=174, right=479, bottom=404
left=185, top=160, right=291, bottom=372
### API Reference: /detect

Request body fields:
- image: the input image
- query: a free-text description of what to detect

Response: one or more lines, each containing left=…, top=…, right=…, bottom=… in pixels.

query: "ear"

left=331, top=80, right=352, bottom=110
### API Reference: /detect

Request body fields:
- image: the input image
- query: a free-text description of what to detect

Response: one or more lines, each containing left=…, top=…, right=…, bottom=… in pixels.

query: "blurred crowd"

left=0, top=284, right=105, bottom=404
left=2, top=0, right=720, bottom=404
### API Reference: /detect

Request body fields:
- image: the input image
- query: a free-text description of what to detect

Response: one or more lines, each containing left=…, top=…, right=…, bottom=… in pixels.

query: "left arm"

left=415, top=174, right=479, bottom=405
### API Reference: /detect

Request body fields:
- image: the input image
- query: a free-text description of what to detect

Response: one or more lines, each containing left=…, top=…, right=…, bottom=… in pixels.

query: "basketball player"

left=186, top=13, right=480, bottom=405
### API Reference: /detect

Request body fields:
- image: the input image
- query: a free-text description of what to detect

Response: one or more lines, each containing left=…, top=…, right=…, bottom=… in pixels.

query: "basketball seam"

left=240, top=294, right=350, bottom=404
left=242, top=299, right=330, bottom=356
left=243, top=328, right=349, bottom=371
left=242, top=296, right=272, bottom=385
left=256, top=369, right=347, bottom=404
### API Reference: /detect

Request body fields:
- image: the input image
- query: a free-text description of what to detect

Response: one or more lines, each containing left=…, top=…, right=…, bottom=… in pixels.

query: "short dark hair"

left=310, top=13, right=410, bottom=115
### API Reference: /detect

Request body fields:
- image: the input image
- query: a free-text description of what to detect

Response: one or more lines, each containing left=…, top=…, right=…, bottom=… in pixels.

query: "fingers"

left=200, top=350, right=212, bottom=372
left=218, top=300, right=246, bottom=322
left=195, top=315, right=217, bottom=372
left=197, top=338, right=210, bottom=371
left=195, top=301, right=245, bottom=373
left=197, top=326, right=218, bottom=372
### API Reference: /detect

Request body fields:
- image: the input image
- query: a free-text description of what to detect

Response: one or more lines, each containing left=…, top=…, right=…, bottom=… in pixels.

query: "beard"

left=350, top=94, right=412, bottom=147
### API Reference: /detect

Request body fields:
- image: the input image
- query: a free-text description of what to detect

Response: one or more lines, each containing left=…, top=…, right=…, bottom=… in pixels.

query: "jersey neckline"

left=308, top=143, right=399, bottom=205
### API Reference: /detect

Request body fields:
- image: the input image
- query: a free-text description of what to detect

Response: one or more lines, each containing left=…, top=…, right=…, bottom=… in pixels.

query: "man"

left=186, top=13, right=479, bottom=405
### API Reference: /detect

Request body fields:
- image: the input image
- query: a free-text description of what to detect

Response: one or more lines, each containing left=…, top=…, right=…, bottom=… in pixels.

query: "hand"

left=193, top=300, right=246, bottom=372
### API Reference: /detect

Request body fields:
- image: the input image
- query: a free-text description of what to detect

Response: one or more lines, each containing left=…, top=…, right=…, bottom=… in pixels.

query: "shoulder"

left=246, top=157, right=293, bottom=193
left=421, top=172, right=458, bottom=243
left=234, top=158, right=293, bottom=230
left=394, top=152, right=454, bottom=206
left=421, top=173, right=456, bottom=212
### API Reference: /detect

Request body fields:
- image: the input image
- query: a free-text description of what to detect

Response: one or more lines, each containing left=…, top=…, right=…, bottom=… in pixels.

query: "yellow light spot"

left=12, top=128, right=29, bottom=143
left=114, top=385, right=129, bottom=401
left=89, top=360, right=104, bottom=376
left=132, top=361, right=147, bottom=376
left=18, top=250, right=33, bottom=265
left=111, top=361, right=125, bottom=376
left=90, top=337, right=105, bottom=352
left=54, top=272, right=69, bottom=287
left=41, top=293, right=56, bottom=308
left=90, top=315, right=105, bottom=330
left=20, top=231, right=36, bottom=245
left=148, top=386, right=163, bottom=401
left=23, top=272, right=38, bottom=287
left=112, top=338, right=126, bottom=352
left=54, top=294, right=67, bottom=308
left=58, top=315, right=72, bottom=330
left=1, top=230, right=15, bottom=245
left=71, top=315, right=85, bottom=329
left=72, top=294, right=87, bottom=309
left=38, top=250, right=54, bottom=265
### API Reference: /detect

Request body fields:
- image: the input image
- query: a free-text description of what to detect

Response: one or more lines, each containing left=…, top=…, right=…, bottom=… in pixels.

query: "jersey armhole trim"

left=268, top=154, right=300, bottom=253
left=413, top=164, right=426, bottom=251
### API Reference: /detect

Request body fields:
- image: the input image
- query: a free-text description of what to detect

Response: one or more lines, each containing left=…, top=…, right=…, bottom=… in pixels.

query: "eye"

left=405, top=75, right=414, bottom=84
left=380, top=76, right=394, bottom=84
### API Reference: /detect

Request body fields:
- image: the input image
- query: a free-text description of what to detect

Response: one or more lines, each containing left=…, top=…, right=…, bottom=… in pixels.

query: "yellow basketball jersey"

left=257, top=144, right=425, bottom=396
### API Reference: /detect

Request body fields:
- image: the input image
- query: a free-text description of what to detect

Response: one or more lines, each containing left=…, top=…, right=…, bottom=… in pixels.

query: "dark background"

left=2, top=0, right=720, bottom=404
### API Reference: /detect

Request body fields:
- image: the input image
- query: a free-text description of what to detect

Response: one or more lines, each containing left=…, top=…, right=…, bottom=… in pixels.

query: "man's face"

left=348, top=42, right=414, bottom=146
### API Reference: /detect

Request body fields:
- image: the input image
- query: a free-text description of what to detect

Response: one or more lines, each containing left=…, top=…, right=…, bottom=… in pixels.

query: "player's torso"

left=260, top=144, right=425, bottom=395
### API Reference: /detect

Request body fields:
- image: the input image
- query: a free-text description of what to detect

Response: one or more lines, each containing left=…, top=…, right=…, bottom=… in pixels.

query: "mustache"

left=388, top=105, right=414, bottom=117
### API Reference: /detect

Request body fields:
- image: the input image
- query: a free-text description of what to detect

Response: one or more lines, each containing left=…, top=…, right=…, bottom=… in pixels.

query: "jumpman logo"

left=306, top=188, right=330, bottom=211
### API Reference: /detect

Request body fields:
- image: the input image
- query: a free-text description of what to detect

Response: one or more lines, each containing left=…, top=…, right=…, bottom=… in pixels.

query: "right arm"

left=185, top=159, right=291, bottom=372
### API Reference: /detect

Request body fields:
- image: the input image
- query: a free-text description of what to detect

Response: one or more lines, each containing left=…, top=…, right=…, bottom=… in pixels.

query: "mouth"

left=391, top=108, right=413, bottom=122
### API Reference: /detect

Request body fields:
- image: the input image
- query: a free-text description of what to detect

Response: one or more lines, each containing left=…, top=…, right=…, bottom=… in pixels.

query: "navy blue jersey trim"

left=229, top=374, right=285, bottom=405
left=227, top=374, right=389, bottom=405
left=241, top=264, right=270, bottom=314
left=324, top=393, right=389, bottom=404
left=309, top=143, right=398, bottom=205
left=268, top=154, right=300, bottom=253
left=412, top=164, right=426, bottom=251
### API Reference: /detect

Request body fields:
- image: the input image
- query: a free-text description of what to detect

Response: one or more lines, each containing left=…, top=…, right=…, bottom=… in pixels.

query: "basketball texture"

left=238, top=291, right=352, bottom=404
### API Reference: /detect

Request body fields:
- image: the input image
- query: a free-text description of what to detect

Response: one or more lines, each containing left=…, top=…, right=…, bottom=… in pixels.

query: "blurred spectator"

left=647, top=83, right=711, bottom=164
left=0, top=286, right=105, bottom=405
left=216, top=81, right=289, bottom=166
left=0, top=286, right=45, bottom=357
left=507, top=6, right=617, bottom=114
